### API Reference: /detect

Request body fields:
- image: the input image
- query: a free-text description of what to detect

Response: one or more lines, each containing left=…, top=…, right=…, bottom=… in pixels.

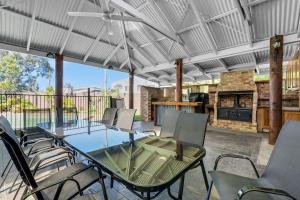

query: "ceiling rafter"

left=59, top=0, right=85, bottom=54
left=192, top=64, right=213, bottom=79
left=127, top=38, right=156, bottom=66
left=120, top=12, right=132, bottom=70
left=130, top=57, right=143, bottom=69
left=147, top=0, right=191, bottom=56
left=234, top=0, right=254, bottom=46
left=103, top=39, right=125, bottom=66
left=0, top=6, right=121, bottom=49
left=136, top=33, right=300, bottom=74
left=188, top=0, right=217, bottom=53
left=83, top=23, right=106, bottom=62
left=119, top=58, right=129, bottom=69
left=134, top=23, right=171, bottom=63
left=26, top=0, right=37, bottom=51
left=218, top=59, right=229, bottom=71
left=109, top=0, right=181, bottom=44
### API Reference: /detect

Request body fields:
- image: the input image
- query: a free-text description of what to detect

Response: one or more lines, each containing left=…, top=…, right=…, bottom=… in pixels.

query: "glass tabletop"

left=38, top=120, right=107, bottom=137
left=63, top=127, right=148, bottom=154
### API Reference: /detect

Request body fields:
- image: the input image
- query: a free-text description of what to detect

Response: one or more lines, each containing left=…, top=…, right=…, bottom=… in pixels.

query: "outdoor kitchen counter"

left=152, top=101, right=203, bottom=125
left=257, top=106, right=300, bottom=132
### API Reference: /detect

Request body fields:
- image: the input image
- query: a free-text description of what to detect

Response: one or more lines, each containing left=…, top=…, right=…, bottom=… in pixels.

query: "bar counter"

left=152, top=101, right=203, bottom=125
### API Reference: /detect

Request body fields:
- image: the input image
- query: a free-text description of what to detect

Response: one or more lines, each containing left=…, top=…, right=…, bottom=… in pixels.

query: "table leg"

left=200, top=160, right=209, bottom=190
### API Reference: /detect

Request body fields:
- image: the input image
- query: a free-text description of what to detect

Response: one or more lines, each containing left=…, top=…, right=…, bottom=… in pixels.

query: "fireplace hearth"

left=217, top=91, right=253, bottom=122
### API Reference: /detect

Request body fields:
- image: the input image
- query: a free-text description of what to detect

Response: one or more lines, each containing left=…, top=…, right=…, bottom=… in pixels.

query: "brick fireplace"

left=213, top=70, right=258, bottom=132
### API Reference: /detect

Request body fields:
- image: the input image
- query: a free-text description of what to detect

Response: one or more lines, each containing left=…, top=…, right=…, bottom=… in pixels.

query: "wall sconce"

left=273, top=35, right=281, bottom=63
left=46, top=52, right=55, bottom=59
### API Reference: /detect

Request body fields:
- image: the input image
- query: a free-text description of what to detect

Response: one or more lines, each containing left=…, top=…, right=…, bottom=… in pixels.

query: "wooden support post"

left=269, top=35, right=283, bottom=145
left=55, top=54, right=63, bottom=125
left=176, top=59, right=183, bottom=111
left=176, top=58, right=183, bottom=160
left=129, top=69, right=134, bottom=109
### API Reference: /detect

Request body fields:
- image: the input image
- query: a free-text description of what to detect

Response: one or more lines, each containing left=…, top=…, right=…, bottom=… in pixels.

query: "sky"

left=37, top=58, right=128, bottom=91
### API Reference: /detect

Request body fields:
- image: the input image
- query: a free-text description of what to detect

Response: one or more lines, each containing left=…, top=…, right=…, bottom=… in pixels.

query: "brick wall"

left=256, top=80, right=299, bottom=107
left=213, top=70, right=258, bottom=133
left=140, top=86, right=163, bottom=121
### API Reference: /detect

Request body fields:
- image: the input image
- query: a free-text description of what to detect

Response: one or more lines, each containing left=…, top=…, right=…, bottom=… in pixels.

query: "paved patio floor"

left=0, top=122, right=273, bottom=200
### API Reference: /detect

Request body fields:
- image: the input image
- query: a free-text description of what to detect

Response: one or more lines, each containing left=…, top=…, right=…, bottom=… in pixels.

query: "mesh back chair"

left=100, top=108, right=117, bottom=127
left=0, top=115, right=108, bottom=200
left=61, top=107, right=78, bottom=122
left=115, top=109, right=136, bottom=130
left=111, top=98, right=125, bottom=109
left=23, top=108, right=52, bottom=140
left=143, top=110, right=182, bottom=137
left=173, top=112, right=210, bottom=192
left=23, top=108, right=52, bottom=130
left=206, top=120, right=299, bottom=200
left=0, top=115, right=74, bottom=199
left=175, top=112, right=209, bottom=147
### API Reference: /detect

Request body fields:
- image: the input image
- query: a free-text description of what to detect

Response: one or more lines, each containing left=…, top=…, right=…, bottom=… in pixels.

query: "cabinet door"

left=237, top=109, right=252, bottom=122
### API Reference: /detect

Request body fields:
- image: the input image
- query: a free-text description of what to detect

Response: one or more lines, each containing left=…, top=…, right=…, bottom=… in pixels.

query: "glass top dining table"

left=37, top=120, right=206, bottom=200
left=37, top=119, right=148, bottom=152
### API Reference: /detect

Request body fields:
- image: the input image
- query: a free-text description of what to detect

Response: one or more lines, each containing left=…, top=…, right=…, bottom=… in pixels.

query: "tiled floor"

left=0, top=122, right=273, bottom=200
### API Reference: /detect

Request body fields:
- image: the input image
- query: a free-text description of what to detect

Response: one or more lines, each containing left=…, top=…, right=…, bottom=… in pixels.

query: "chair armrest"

left=22, top=164, right=95, bottom=200
left=142, top=129, right=157, bottom=136
left=20, top=131, right=51, bottom=144
left=29, top=147, right=74, bottom=169
left=237, top=185, right=296, bottom=200
left=22, top=177, right=81, bottom=200
left=214, top=153, right=259, bottom=178
left=24, top=138, right=55, bottom=155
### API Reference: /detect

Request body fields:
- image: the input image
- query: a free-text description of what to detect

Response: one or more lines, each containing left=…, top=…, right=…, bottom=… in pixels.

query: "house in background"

left=112, top=77, right=158, bottom=114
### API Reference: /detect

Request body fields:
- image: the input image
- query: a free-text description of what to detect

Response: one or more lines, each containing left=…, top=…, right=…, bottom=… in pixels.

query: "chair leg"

left=200, top=160, right=209, bottom=190
left=205, top=181, right=214, bottom=200
left=12, top=180, right=23, bottom=200
left=0, top=162, right=13, bottom=189
left=178, top=175, right=185, bottom=200
left=98, top=171, right=108, bottom=200
left=110, top=176, right=114, bottom=188
left=146, top=192, right=150, bottom=200
left=1, top=159, right=11, bottom=177
left=167, top=175, right=185, bottom=200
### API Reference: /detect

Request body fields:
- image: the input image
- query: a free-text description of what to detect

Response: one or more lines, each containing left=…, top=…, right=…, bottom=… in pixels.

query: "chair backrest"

left=62, top=107, right=78, bottom=122
left=115, top=109, right=136, bottom=130
left=56, top=107, right=78, bottom=124
left=262, top=120, right=300, bottom=198
left=23, top=108, right=51, bottom=129
left=160, top=110, right=182, bottom=137
left=111, top=98, right=125, bottom=109
left=174, top=112, right=209, bottom=147
left=102, top=108, right=118, bottom=126
left=0, top=116, right=41, bottom=196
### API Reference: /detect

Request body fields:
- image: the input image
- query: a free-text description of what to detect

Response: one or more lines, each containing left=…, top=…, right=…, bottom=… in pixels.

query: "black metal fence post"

left=87, top=88, right=90, bottom=122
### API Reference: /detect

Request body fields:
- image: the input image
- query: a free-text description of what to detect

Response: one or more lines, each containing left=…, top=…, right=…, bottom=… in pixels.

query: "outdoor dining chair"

left=166, top=112, right=209, bottom=199
left=115, top=108, right=136, bottom=130
left=0, top=115, right=73, bottom=199
left=99, top=108, right=118, bottom=127
left=206, top=120, right=299, bottom=200
left=23, top=108, right=53, bottom=141
left=0, top=116, right=108, bottom=200
left=143, top=109, right=182, bottom=137
left=59, top=107, right=79, bottom=122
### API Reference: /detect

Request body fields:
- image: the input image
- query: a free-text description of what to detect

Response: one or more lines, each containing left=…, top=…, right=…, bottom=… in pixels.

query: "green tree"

left=0, top=51, right=53, bottom=92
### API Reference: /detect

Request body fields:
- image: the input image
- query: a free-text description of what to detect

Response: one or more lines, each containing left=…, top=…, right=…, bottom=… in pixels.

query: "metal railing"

left=0, top=92, right=111, bottom=130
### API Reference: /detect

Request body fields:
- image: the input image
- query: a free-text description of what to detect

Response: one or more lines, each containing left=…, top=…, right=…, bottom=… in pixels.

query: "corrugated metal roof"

left=0, top=0, right=299, bottom=85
